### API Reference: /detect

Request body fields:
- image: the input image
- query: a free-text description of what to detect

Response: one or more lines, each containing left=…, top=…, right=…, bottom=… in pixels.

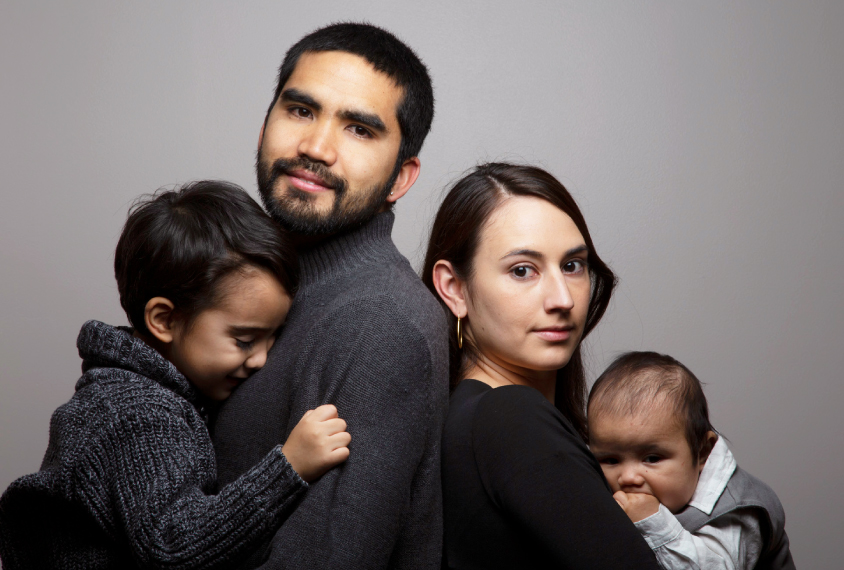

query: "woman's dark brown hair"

left=421, top=163, right=616, bottom=440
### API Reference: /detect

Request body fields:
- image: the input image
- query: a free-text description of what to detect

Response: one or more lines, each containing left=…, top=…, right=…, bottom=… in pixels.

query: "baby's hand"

left=282, top=404, right=351, bottom=482
left=612, top=490, right=660, bottom=523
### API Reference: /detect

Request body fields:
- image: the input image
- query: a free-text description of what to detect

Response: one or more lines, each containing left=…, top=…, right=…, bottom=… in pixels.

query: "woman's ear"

left=144, top=297, right=178, bottom=344
left=432, top=260, right=468, bottom=319
left=697, top=430, right=719, bottom=470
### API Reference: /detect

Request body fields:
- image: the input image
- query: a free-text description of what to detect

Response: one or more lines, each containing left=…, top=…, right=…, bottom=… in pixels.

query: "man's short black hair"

left=115, top=180, right=297, bottom=336
left=588, top=351, right=716, bottom=460
left=266, top=22, right=434, bottom=167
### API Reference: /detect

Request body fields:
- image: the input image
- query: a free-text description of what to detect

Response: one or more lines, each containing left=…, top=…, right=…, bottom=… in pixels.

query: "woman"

left=423, top=163, right=660, bottom=569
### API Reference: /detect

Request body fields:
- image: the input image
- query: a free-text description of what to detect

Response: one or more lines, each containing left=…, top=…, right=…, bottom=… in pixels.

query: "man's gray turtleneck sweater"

left=212, top=211, right=450, bottom=569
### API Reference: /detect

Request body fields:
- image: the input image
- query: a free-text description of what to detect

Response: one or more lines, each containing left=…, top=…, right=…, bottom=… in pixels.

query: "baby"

left=587, top=351, right=795, bottom=570
left=0, top=181, right=350, bottom=569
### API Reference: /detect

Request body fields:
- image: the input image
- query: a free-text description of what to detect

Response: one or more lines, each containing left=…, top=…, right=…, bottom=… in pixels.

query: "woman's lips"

left=533, top=327, right=574, bottom=342
left=287, top=169, right=333, bottom=193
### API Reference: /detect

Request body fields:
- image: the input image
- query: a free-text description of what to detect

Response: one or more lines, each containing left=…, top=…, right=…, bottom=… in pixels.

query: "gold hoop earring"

left=456, top=316, right=463, bottom=349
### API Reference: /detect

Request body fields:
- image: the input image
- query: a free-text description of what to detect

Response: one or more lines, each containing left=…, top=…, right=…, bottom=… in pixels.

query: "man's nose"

left=297, top=121, right=337, bottom=165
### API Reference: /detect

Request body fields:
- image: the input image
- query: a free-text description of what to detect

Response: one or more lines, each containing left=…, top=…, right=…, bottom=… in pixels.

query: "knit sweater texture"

left=212, top=211, right=450, bottom=569
left=0, top=321, right=307, bottom=570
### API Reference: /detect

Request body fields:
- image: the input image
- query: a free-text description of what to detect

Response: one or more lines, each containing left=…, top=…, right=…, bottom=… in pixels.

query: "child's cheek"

left=600, top=467, right=620, bottom=491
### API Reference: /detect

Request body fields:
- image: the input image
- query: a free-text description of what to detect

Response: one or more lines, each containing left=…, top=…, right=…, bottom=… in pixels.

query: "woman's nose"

left=297, top=122, right=337, bottom=165
left=543, top=272, right=575, bottom=312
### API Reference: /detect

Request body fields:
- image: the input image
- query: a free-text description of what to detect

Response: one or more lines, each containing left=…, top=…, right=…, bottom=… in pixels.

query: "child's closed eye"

left=235, top=338, right=255, bottom=350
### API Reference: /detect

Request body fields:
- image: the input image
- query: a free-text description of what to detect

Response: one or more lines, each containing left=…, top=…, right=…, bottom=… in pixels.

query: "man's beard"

left=257, top=152, right=398, bottom=236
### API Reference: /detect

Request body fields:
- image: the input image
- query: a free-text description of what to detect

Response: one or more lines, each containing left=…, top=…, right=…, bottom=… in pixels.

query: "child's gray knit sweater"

left=0, top=320, right=307, bottom=570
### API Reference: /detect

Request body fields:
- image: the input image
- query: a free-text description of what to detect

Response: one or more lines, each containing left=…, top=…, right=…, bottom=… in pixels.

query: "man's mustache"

left=269, top=157, right=347, bottom=195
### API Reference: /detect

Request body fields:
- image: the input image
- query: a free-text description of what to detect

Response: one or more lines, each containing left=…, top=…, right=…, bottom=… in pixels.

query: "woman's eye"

left=235, top=339, right=254, bottom=350
left=510, top=265, right=536, bottom=279
left=563, top=259, right=586, bottom=274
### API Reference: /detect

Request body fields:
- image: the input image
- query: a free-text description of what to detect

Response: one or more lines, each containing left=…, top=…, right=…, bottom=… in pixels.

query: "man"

left=212, top=23, right=449, bottom=569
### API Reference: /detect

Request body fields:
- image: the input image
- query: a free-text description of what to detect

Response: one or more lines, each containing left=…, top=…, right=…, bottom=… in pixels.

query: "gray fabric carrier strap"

left=675, top=467, right=796, bottom=570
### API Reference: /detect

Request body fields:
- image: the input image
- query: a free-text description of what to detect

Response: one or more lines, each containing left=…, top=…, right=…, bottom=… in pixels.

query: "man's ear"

left=697, top=430, right=719, bottom=470
left=144, top=297, right=178, bottom=344
left=258, top=121, right=266, bottom=150
left=431, top=260, right=468, bottom=319
left=385, top=157, right=421, bottom=204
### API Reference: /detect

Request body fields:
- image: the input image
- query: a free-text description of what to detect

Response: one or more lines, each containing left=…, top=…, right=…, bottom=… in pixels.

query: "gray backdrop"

left=2, top=1, right=842, bottom=567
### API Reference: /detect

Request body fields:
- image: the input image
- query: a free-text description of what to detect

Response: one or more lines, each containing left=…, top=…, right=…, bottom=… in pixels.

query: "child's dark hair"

left=588, top=351, right=716, bottom=461
left=115, top=180, right=297, bottom=336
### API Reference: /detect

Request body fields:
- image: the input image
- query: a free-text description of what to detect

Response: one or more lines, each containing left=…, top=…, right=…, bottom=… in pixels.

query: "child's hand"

left=282, top=404, right=351, bottom=483
left=612, top=490, right=660, bottom=522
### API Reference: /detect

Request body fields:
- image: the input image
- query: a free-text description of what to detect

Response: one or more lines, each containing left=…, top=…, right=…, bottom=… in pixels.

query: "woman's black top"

left=442, top=379, right=660, bottom=569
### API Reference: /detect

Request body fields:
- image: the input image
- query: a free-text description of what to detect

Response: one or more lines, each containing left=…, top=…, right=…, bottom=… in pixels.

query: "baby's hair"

left=588, top=351, right=715, bottom=461
left=115, top=180, right=297, bottom=336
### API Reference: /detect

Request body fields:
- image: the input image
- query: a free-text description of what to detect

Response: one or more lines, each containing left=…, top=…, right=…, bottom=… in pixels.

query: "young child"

left=0, top=181, right=351, bottom=569
left=587, top=351, right=795, bottom=570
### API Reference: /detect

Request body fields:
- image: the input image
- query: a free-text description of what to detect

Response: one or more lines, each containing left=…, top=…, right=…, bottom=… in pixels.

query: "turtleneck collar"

left=76, top=320, right=201, bottom=407
left=297, top=211, right=402, bottom=287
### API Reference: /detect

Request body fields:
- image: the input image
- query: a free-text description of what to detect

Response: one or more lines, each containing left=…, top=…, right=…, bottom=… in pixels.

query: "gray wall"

left=2, top=1, right=841, bottom=567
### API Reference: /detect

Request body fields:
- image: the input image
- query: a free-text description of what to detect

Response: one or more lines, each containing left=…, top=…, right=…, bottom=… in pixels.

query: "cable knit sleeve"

left=76, top=394, right=307, bottom=570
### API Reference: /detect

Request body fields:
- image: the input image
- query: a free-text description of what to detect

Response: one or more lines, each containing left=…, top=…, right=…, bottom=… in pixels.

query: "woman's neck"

left=465, top=356, right=557, bottom=404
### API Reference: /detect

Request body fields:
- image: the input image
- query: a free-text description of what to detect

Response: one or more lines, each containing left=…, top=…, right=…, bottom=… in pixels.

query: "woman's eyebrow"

left=501, top=248, right=544, bottom=261
left=500, top=245, right=588, bottom=261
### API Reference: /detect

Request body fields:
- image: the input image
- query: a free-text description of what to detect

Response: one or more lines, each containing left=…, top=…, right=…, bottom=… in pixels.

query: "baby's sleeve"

left=635, top=504, right=764, bottom=570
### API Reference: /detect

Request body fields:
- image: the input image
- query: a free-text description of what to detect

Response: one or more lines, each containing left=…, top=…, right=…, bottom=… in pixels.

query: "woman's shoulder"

left=452, top=379, right=561, bottom=422
left=450, top=380, right=598, bottom=494
left=451, top=379, right=582, bottom=451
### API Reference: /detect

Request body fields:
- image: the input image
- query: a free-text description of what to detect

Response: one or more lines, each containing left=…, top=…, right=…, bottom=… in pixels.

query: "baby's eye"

left=563, top=259, right=587, bottom=274
left=597, top=457, right=618, bottom=465
left=643, top=455, right=662, bottom=464
left=235, top=339, right=255, bottom=350
left=510, top=265, right=537, bottom=279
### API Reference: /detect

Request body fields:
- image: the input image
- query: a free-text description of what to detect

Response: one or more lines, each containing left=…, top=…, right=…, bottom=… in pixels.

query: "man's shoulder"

left=304, top=253, right=446, bottom=337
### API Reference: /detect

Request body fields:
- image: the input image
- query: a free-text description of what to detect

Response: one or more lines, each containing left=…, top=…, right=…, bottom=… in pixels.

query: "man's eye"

left=349, top=125, right=372, bottom=138
left=510, top=265, right=536, bottom=279
left=563, top=259, right=587, bottom=274
left=235, top=339, right=254, bottom=350
left=290, top=107, right=312, bottom=119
